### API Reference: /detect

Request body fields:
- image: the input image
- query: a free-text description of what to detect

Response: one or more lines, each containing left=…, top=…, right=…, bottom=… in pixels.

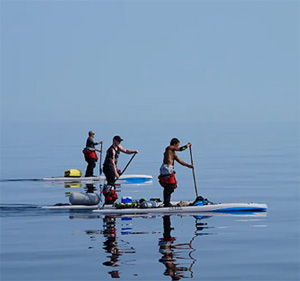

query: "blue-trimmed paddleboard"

left=43, top=174, right=152, bottom=184
left=92, top=202, right=267, bottom=215
left=42, top=202, right=267, bottom=214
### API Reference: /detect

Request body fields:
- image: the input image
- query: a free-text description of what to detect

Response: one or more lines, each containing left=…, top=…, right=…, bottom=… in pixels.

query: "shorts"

left=160, top=164, right=175, bottom=176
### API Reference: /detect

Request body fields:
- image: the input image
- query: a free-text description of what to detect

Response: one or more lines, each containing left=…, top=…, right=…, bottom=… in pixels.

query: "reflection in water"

left=159, top=215, right=213, bottom=280
left=64, top=182, right=82, bottom=188
left=64, top=183, right=103, bottom=200
left=159, top=216, right=192, bottom=280
left=102, top=216, right=136, bottom=278
left=100, top=214, right=215, bottom=279
left=63, top=181, right=122, bottom=204
left=75, top=213, right=265, bottom=280
left=84, top=184, right=98, bottom=193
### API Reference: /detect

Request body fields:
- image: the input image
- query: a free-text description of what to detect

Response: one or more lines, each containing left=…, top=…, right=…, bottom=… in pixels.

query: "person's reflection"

left=102, top=215, right=136, bottom=278
left=102, top=216, right=121, bottom=278
left=159, top=216, right=192, bottom=280
left=84, top=183, right=97, bottom=193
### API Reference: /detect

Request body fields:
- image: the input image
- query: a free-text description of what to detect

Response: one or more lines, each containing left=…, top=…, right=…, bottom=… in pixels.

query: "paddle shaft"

left=109, top=153, right=137, bottom=185
left=119, top=152, right=137, bottom=177
left=189, top=146, right=199, bottom=197
left=99, top=142, right=103, bottom=175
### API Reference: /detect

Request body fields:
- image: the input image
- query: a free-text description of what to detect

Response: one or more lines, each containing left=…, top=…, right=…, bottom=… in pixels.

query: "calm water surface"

left=0, top=122, right=299, bottom=281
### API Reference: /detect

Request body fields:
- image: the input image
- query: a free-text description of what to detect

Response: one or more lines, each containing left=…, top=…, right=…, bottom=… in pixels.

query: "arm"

left=86, top=140, right=103, bottom=152
left=174, top=154, right=194, bottom=169
left=118, top=145, right=138, bottom=155
left=94, top=140, right=103, bottom=146
left=170, top=142, right=192, bottom=152
left=87, top=146, right=102, bottom=153
left=93, top=141, right=103, bottom=153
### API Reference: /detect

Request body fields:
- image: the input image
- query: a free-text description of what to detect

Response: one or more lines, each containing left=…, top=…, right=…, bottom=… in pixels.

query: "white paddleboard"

left=42, top=202, right=267, bottom=214
left=42, top=204, right=99, bottom=210
left=92, top=203, right=267, bottom=214
left=43, top=174, right=152, bottom=184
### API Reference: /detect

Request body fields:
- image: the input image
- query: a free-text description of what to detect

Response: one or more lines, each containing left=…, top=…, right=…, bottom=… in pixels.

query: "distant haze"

left=1, top=1, right=299, bottom=125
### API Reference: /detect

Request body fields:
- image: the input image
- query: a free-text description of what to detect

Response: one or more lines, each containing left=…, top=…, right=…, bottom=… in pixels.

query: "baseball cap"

left=113, top=135, right=123, bottom=142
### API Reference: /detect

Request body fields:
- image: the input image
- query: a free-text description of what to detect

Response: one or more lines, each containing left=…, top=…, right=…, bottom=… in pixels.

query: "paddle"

left=99, top=142, right=103, bottom=175
left=118, top=152, right=137, bottom=178
left=189, top=146, right=199, bottom=198
left=98, top=142, right=104, bottom=203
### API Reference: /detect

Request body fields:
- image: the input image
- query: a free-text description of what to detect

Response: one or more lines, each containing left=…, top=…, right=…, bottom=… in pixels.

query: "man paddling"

left=83, top=131, right=103, bottom=177
left=103, top=136, right=138, bottom=204
left=159, top=138, right=193, bottom=207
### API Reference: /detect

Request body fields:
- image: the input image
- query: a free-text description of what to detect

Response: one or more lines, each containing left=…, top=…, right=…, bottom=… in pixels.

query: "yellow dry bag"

left=64, top=169, right=82, bottom=177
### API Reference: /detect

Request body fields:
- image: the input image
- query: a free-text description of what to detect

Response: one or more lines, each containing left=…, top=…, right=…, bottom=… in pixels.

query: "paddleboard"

left=42, top=202, right=267, bottom=214
left=42, top=204, right=99, bottom=210
left=43, top=174, right=152, bottom=184
left=92, top=203, right=267, bottom=214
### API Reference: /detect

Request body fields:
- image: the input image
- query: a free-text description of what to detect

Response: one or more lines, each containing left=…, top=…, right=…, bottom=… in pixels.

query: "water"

left=0, top=121, right=299, bottom=281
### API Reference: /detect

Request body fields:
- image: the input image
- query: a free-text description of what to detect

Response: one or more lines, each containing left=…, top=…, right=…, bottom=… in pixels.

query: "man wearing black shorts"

left=102, top=136, right=138, bottom=204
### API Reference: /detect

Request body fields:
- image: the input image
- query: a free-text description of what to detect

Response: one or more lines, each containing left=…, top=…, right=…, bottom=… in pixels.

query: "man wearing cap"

left=102, top=136, right=138, bottom=204
left=103, top=136, right=138, bottom=185
left=83, top=131, right=103, bottom=177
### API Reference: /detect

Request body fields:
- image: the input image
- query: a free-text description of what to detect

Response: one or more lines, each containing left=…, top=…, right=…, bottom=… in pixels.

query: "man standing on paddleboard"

left=159, top=138, right=193, bottom=207
left=102, top=136, right=138, bottom=204
left=83, top=131, right=103, bottom=177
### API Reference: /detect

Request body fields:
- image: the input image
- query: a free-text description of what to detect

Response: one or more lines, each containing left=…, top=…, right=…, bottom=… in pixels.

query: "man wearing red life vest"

left=83, top=131, right=103, bottom=177
left=102, top=136, right=138, bottom=204
left=159, top=138, right=193, bottom=207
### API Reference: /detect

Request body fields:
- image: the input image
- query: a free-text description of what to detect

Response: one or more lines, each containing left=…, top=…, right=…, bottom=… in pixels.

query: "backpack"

left=192, top=196, right=211, bottom=206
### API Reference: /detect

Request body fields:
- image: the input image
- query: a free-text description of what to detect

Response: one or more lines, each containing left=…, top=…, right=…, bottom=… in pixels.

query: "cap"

left=89, top=131, right=95, bottom=136
left=113, top=135, right=123, bottom=142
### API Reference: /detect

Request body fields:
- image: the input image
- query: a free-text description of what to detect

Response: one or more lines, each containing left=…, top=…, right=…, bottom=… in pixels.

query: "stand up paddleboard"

left=92, top=202, right=267, bottom=214
left=42, top=202, right=267, bottom=214
left=43, top=174, right=153, bottom=184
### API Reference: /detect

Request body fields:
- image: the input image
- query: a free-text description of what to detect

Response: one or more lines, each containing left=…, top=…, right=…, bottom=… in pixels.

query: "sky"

left=1, top=0, right=299, bottom=126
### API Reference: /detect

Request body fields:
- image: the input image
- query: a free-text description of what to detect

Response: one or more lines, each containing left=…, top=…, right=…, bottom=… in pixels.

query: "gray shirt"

left=86, top=137, right=96, bottom=151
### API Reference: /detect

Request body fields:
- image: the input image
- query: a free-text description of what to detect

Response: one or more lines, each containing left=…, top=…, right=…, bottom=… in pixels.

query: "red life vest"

left=158, top=172, right=178, bottom=189
left=83, top=148, right=98, bottom=160
left=103, top=188, right=118, bottom=204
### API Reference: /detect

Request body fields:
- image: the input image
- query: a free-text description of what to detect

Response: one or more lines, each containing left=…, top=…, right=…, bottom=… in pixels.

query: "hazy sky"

left=1, top=0, right=299, bottom=125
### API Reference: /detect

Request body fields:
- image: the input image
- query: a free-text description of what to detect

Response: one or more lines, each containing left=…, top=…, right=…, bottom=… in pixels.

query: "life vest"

left=104, top=145, right=120, bottom=168
left=158, top=172, right=178, bottom=189
left=103, top=186, right=118, bottom=204
left=83, top=148, right=98, bottom=160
